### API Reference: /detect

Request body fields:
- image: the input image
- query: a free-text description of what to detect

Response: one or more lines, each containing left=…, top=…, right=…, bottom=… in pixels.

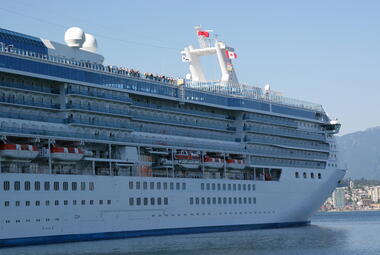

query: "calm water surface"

left=1, top=211, right=380, bottom=255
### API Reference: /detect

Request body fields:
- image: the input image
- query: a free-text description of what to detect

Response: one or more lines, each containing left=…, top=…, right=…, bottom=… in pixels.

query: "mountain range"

left=337, top=127, right=380, bottom=180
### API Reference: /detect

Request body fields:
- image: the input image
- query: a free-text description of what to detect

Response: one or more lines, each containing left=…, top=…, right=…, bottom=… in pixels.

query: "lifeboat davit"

left=0, top=144, right=39, bottom=160
left=174, top=150, right=200, bottom=169
left=51, top=147, right=84, bottom=161
left=204, top=156, right=224, bottom=169
left=226, top=159, right=246, bottom=170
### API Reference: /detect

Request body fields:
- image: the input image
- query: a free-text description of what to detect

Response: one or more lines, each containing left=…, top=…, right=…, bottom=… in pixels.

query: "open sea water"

left=1, top=210, right=380, bottom=255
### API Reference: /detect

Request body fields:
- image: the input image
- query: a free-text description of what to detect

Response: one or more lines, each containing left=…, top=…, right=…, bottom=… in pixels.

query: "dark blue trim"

left=0, top=221, right=310, bottom=248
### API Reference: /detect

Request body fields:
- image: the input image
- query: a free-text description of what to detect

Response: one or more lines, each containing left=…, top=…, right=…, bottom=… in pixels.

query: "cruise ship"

left=0, top=26, right=346, bottom=247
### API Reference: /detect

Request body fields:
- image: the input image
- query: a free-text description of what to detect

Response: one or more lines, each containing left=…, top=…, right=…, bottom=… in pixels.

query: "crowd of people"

left=105, top=65, right=178, bottom=85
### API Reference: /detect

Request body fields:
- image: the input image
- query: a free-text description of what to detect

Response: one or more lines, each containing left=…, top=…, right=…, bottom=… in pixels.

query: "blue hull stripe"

left=0, top=221, right=310, bottom=247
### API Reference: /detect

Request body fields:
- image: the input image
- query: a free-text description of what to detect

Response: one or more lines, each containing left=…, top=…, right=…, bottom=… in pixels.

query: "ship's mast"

left=181, top=26, right=239, bottom=83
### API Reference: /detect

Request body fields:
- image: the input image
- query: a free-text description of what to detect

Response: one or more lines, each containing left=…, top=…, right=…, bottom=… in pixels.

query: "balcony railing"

left=132, top=101, right=228, bottom=120
left=244, top=125, right=325, bottom=142
left=66, top=117, right=133, bottom=131
left=248, top=147, right=329, bottom=161
left=245, top=135, right=329, bottom=151
left=0, top=80, right=59, bottom=95
left=131, top=113, right=230, bottom=132
left=66, top=88, right=133, bottom=104
left=244, top=114, right=298, bottom=128
left=0, top=111, right=64, bottom=123
left=66, top=103, right=131, bottom=117
left=0, top=97, right=60, bottom=110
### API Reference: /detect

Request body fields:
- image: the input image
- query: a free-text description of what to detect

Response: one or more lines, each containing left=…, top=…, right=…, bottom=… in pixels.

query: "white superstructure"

left=0, top=26, right=346, bottom=247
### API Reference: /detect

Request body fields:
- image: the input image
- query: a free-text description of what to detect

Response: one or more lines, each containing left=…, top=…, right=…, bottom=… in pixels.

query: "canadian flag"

left=226, top=50, right=237, bottom=59
left=197, top=31, right=210, bottom=37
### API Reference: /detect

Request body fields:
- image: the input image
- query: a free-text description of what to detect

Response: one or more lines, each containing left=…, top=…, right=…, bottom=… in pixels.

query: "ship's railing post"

left=48, top=138, right=52, bottom=174
left=201, top=151, right=205, bottom=178
left=171, top=148, right=175, bottom=178
left=109, top=144, right=112, bottom=176
left=223, top=152, right=227, bottom=179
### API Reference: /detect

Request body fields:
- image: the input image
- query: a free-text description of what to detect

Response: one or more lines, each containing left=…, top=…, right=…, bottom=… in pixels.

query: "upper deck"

left=0, top=44, right=327, bottom=122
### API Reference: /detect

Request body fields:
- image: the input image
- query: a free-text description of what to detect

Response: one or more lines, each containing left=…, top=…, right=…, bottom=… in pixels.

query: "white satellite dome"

left=64, top=27, right=85, bottom=48
left=81, top=33, right=97, bottom=53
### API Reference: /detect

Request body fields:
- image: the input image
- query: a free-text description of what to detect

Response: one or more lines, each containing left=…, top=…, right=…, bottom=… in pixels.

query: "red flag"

left=226, top=50, right=237, bottom=59
left=197, top=31, right=210, bottom=37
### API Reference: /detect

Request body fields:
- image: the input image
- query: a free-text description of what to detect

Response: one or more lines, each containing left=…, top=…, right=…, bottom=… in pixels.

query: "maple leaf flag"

left=226, top=50, right=237, bottom=59
left=197, top=31, right=210, bottom=37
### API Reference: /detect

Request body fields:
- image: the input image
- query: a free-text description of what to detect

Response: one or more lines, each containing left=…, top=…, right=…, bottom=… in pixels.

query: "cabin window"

left=150, top=198, right=155, bottom=205
left=150, top=182, right=154, bottom=189
left=81, top=182, right=86, bottom=191
left=89, top=182, right=94, bottom=191
left=35, top=201, right=40, bottom=206
left=176, top=183, right=180, bottom=190
left=26, top=201, right=30, bottom=206
left=4, top=201, right=9, bottom=207
left=136, top=182, right=141, bottom=190
left=99, top=200, right=103, bottom=205
left=129, top=198, right=134, bottom=206
left=14, top=181, right=20, bottom=191
left=3, top=181, right=10, bottom=191
left=143, top=182, right=147, bottom=190
left=195, top=197, right=200, bottom=205
left=63, top=182, right=68, bottom=191
left=129, top=181, right=133, bottom=189
left=144, top=198, right=148, bottom=205
left=295, top=172, right=299, bottom=178
left=157, top=198, right=162, bottom=205
left=157, top=182, right=161, bottom=190
left=182, top=183, right=186, bottom=190
left=44, top=182, right=50, bottom=191
left=24, top=181, right=31, bottom=191
left=318, top=173, right=322, bottom=179
left=55, top=200, right=59, bottom=206
left=163, top=182, right=168, bottom=190
left=170, top=182, right=174, bottom=190
left=303, top=172, right=307, bottom=179
left=190, top=197, right=194, bottom=205
left=311, top=173, right=315, bottom=179
left=54, top=182, right=59, bottom=191
left=164, top=197, right=168, bottom=205
left=72, top=182, right=77, bottom=191
left=15, top=201, right=20, bottom=207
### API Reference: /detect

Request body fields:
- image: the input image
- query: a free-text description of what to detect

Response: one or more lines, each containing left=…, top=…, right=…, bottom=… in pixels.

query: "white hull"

left=0, top=166, right=345, bottom=245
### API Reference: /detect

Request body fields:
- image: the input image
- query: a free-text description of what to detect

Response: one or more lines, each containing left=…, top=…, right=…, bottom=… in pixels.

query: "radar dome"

left=64, top=27, right=85, bottom=48
left=81, top=33, right=97, bottom=53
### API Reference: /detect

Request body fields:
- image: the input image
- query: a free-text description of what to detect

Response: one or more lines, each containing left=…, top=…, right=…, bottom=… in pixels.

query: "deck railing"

left=0, top=43, right=324, bottom=113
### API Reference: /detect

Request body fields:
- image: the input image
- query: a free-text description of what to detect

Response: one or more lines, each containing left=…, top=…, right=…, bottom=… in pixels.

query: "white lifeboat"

left=226, top=159, right=246, bottom=170
left=0, top=144, right=39, bottom=160
left=174, top=150, right=200, bottom=169
left=204, top=156, right=224, bottom=169
left=51, top=147, right=84, bottom=161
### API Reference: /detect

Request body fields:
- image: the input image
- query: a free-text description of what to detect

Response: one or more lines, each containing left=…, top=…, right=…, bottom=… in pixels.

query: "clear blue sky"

left=0, top=0, right=379, bottom=135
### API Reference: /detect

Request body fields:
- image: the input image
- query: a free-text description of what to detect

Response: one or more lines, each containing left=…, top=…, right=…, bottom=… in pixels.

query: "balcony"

left=66, top=117, right=133, bottom=131
left=245, top=135, right=329, bottom=151
left=244, top=125, right=325, bottom=142
left=66, top=88, right=133, bottom=104
left=132, top=101, right=228, bottom=120
left=131, top=113, right=231, bottom=132
left=0, top=80, right=59, bottom=95
left=248, top=147, right=329, bottom=161
left=244, top=114, right=298, bottom=128
left=0, top=97, right=60, bottom=110
left=251, top=156, right=325, bottom=169
left=0, top=111, right=64, bottom=123
left=66, top=103, right=131, bottom=117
